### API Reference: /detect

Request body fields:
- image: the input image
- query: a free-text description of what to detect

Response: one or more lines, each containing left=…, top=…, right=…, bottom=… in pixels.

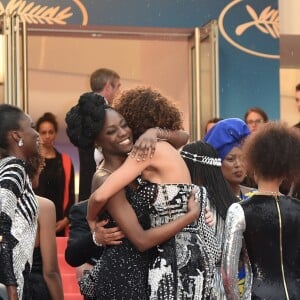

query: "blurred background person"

left=0, top=104, right=39, bottom=300
left=294, top=83, right=300, bottom=128
left=78, top=68, right=121, bottom=202
left=204, top=117, right=223, bottom=135
left=222, top=122, right=300, bottom=299
left=34, top=112, right=75, bottom=236
left=27, top=155, right=64, bottom=300
left=244, top=107, right=268, bottom=133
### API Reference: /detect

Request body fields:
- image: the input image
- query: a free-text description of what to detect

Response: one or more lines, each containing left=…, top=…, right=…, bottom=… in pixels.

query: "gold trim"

left=72, top=0, right=88, bottom=25
left=218, top=0, right=279, bottom=59
left=274, top=195, right=290, bottom=300
left=0, top=0, right=90, bottom=25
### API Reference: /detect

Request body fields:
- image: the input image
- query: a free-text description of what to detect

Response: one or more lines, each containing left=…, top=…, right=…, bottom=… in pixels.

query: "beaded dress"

left=138, top=180, right=220, bottom=300
left=222, top=194, right=300, bottom=299
left=0, top=157, right=38, bottom=299
left=88, top=171, right=153, bottom=300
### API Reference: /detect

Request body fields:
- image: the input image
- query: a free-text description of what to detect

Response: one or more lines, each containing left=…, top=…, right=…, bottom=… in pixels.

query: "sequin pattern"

left=139, top=181, right=220, bottom=299
left=0, top=157, right=38, bottom=299
left=92, top=185, right=152, bottom=300
left=223, top=195, right=300, bottom=299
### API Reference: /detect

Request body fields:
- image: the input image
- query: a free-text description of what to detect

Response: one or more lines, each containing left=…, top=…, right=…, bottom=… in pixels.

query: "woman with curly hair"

left=86, top=87, right=219, bottom=299
left=222, top=122, right=300, bottom=299
left=66, top=91, right=204, bottom=299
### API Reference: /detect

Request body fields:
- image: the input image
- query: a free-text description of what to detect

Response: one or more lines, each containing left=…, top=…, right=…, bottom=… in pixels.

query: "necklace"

left=256, top=190, right=281, bottom=196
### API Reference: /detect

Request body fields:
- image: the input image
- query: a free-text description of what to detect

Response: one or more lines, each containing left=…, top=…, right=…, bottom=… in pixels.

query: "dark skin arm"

left=105, top=189, right=199, bottom=252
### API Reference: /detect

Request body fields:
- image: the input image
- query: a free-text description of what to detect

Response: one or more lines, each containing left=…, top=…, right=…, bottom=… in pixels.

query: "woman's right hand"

left=187, top=191, right=200, bottom=220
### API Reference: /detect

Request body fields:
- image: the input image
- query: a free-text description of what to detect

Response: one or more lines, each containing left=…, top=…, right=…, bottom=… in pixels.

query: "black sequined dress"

left=223, top=194, right=300, bottom=299
left=28, top=247, right=51, bottom=300
left=94, top=185, right=153, bottom=300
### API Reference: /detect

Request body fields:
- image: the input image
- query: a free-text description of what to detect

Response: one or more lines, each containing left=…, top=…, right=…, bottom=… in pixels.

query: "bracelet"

left=156, top=127, right=170, bottom=141
left=92, top=231, right=103, bottom=247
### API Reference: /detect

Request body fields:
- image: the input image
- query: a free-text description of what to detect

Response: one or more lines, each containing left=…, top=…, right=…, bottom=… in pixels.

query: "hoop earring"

left=18, top=138, right=24, bottom=147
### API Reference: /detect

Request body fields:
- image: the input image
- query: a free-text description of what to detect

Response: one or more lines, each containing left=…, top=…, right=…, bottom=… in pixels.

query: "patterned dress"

left=138, top=181, right=220, bottom=300
left=0, top=157, right=38, bottom=299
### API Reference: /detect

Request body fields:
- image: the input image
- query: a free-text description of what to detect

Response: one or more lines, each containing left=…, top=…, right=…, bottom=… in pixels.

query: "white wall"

left=279, top=0, right=300, bottom=35
left=279, top=0, right=300, bottom=124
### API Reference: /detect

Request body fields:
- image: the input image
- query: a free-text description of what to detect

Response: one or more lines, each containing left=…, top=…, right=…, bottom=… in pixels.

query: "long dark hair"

left=181, top=141, right=238, bottom=220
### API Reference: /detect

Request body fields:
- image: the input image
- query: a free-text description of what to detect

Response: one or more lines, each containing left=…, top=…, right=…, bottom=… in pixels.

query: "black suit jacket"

left=65, top=200, right=103, bottom=267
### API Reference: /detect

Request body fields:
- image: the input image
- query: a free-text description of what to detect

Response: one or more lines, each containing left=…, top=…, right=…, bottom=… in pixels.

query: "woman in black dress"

left=34, top=112, right=75, bottom=236
left=222, top=122, right=300, bottom=299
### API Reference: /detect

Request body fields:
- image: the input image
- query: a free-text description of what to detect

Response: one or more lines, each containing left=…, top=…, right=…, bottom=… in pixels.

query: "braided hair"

left=65, top=92, right=110, bottom=149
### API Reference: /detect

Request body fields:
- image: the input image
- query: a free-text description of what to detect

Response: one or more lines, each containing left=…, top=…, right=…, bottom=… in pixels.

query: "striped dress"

left=0, top=157, right=38, bottom=299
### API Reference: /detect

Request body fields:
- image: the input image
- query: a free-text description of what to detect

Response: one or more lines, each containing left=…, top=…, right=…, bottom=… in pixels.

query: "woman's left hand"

left=130, top=128, right=158, bottom=161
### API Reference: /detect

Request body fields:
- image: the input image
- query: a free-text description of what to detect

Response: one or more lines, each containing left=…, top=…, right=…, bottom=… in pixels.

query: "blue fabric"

left=203, top=118, right=250, bottom=160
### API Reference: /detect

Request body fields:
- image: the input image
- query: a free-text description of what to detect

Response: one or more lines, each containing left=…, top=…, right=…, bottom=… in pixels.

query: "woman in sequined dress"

left=0, top=104, right=39, bottom=300
left=180, top=141, right=239, bottom=299
left=222, top=122, right=300, bottom=299
left=87, top=87, right=219, bottom=299
left=66, top=92, right=201, bottom=300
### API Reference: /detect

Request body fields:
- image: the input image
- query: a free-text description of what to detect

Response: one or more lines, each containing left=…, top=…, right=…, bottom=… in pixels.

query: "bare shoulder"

left=91, top=169, right=110, bottom=192
left=36, top=195, right=55, bottom=210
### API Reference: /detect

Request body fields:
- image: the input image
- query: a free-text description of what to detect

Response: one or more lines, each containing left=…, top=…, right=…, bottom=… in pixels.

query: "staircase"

left=56, top=237, right=83, bottom=300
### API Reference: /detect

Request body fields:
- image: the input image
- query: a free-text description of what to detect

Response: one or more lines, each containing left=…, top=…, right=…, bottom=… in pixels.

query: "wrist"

left=156, top=127, right=170, bottom=141
left=187, top=210, right=198, bottom=222
left=92, top=231, right=103, bottom=247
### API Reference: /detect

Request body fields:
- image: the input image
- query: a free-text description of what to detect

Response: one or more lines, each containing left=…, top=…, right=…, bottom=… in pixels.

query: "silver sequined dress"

left=0, top=157, right=38, bottom=299
left=138, top=181, right=220, bottom=300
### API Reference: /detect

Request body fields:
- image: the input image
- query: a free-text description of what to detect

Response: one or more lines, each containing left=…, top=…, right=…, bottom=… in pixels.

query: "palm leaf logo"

left=236, top=5, right=279, bottom=38
left=3, top=0, right=73, bottom=24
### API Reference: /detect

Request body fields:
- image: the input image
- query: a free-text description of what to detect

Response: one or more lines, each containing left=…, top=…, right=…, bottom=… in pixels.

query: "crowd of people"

left=1, top=69, right=300, bottom=300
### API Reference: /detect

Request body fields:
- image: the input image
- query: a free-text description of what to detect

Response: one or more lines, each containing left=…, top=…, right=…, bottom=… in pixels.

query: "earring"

left=18, top=138, right=24, bottom=147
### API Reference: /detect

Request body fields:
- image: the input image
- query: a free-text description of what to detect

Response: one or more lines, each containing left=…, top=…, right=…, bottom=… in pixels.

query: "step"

left=64, top=293, right=83, bottom=300
left=62, top=273, right=81, bottom=294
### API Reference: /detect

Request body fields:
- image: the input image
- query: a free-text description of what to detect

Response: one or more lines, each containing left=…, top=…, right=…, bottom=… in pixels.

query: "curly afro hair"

left=243, top=121, right=300, bottom=181
left=114, top=86, right=183, bottom=142
left=65, top=92, right=110, bottom=149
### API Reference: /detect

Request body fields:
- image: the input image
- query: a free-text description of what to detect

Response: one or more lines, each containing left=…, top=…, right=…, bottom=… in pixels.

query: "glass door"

left=189, top=20, right=219, bottom=141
